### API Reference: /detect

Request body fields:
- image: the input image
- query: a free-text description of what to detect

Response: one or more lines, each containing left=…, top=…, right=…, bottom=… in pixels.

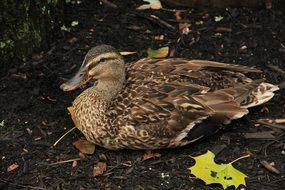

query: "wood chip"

left=244, top=131, right=275, bottom=139
left=260, top=160, right=280, bottom=174
left=215, top=27, right=232, bottom=33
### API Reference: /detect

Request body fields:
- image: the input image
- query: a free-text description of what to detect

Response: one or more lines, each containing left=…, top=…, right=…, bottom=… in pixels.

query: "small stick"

left=53, top=127, right=76, bottom=146
left=48, top=158, right=81, bottom=166
left=255, top=120, right=285, bottom=130
left=260, top=160, right=280, bottom=174
left=150, top=15, right=176, bottom=30
left=215, top=27, right=233, bottom=33
left=132, top=12, right=176, bottom=31
left=230, top=154, right=251, bottom=164
left=100, top=0, right=118, bottom=9
left=267, top=64, right=285, bottom=78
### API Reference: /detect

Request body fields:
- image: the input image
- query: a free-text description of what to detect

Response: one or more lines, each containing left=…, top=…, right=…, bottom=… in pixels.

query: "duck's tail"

left=241, top=82, right=279, bottom=108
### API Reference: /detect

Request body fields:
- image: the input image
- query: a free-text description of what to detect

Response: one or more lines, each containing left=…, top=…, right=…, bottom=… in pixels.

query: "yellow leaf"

left=147, top=47, right=169, bottom=58
left=188, top=151, right=247, bottom=189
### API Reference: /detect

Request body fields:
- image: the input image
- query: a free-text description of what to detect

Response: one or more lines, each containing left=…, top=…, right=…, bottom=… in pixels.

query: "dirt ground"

left=1, top=0, right=285, bottom=189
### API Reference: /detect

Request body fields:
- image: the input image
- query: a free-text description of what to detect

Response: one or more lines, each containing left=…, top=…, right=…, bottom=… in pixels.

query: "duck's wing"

left=127, top=58, right=261, bottom=90
left=128, top=58, right=261, bottom=76
left=109, top=59, right=268, bottom=143
left=111, top=81, right=212, bottom=125
left=109, top=78, right=262, bottom=143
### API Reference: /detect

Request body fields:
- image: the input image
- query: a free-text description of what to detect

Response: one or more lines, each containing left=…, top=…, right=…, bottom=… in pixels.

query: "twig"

left=100, top=0, right=118, bottom=9
left=48, top=158, right=81, bottom=166
left=244, top=131, right=276, bottom=140
left=132, top=12, right=176, bottom=31
left=53, top=127, right=76, bottom=146
left=150, top=15, right=176, bottom=30
left=230, top=154, right=251, bottom=164
left=0, top=179, right=45, bottom=190
left=215, top=27, right=233, bottom=33
left=260, top=160, right=280, bottom=174
left=255, top=119, right=285, bottom=130
left=267, top=64, right=285, bottom=78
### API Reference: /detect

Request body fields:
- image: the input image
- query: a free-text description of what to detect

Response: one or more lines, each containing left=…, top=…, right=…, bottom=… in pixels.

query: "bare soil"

left=1, top=1, right=285, bottom=189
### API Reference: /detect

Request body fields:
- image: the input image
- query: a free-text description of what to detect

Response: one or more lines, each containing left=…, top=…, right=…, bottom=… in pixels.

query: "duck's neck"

left=93, top=72, right=126, bottom=102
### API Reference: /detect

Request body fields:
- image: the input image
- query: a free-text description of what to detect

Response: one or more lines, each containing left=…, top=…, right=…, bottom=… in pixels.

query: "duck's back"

left=105, top=59, right=278, bottom=148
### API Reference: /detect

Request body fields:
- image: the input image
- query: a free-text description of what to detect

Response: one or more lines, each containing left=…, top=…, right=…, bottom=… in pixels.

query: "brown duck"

left=60, top=45, right=279, bottom=150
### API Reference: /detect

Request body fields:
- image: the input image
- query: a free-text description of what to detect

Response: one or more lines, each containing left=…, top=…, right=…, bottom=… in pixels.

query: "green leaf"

left=188, top=151, right=247, bottom=189
left=147, top=47, right=169, bottom=58
left=215, top=16, right=224, bottom=22
left=0, top=120, right=4, bottom=127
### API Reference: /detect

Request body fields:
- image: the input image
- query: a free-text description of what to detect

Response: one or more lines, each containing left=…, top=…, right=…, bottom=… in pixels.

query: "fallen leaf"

left=179, top=23, right=191, bottom=35
left=7, top=163, right=19, bottom=172
left=72, top=160, right=78, bottom=168
left=147, top=47, right=169, bottom=58
left=215, top=16, right=224, bottom=22
left=188, top=151, right=247, bottom=189
left=143, top=151, right=161, bottom=161
left=120, top=51, right=137, bottom=56
left=136, top=0, right=162, bottom=10
left=73, top=139, right=95, bottom=154
left=195, top=20, right=204, bottom=25
left=0, top=120, right=4, bottom=127
left=71, top=20, right=79, bottom=27
left=93, top=162, right=107, bottom=177
left=154, top=35, right=164, bottom=40
left=175, top=10, right=182, bottom=21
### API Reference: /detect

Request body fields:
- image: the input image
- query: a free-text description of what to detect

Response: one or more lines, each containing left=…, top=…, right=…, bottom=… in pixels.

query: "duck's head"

left=60, top=45, right=125, bottom=92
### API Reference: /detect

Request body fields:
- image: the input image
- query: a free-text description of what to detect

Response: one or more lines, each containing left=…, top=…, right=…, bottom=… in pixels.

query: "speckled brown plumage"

left=60, top=45, right=279, bottom=150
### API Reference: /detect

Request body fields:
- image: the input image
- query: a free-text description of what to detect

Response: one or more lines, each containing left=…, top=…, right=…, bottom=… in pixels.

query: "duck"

left=60, top=45, right=279, bottom=150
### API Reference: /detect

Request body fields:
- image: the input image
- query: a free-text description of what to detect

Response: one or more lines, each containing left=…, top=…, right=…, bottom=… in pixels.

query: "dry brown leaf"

left=93, top=162, right=107, bottom=177
left=143, top=151, right=161, bottom=161
left=7, top=163, right=19, bottom=172
left=179, top=23, right=191, bottom=35
left=120, top=51, right=137, bottom=56
left=72, top=160, right=78, bottom=168
left=73, top=139, right=95, bottom=154
left=154, top=35, right=164, bottom=40
left=175, top=10, right=182, bottom=21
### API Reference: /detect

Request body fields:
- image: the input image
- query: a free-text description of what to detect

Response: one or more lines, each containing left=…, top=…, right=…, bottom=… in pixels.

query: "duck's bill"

left=60, top=67, right=90, bottom=92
